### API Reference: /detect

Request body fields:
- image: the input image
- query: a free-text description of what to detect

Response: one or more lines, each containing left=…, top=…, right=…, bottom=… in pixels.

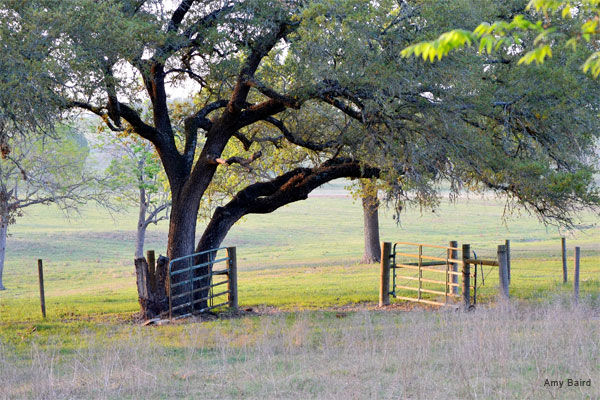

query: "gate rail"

left=391, top=241, right=463, bottom=306
left=168, top=246, right=238, bottom=319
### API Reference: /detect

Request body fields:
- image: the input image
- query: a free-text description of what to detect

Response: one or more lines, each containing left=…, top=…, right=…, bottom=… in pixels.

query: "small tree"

left=99, top=132, right=170, bottom=259
left=0, top=126, right=105, bottom=290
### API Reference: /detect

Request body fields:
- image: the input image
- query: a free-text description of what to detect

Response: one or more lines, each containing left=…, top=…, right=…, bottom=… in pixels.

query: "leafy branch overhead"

left=402, top=0, right=600, bottom=75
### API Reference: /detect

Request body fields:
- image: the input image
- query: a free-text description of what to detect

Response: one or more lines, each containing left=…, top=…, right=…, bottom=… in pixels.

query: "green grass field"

left=0, top=182, right=598, bottom=398
left=1, top=181, right=598, bottom=321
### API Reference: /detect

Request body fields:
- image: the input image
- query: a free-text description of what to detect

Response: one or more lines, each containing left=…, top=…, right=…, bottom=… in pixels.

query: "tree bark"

left=135, top=255, right=169, bottom=318
left=361, top=186, right=381, bottom=264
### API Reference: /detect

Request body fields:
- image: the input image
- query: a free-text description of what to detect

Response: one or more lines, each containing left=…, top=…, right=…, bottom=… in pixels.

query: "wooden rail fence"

left=389, top=241, right=462, bottom=307
left=380, top=241, right=508, bottom=309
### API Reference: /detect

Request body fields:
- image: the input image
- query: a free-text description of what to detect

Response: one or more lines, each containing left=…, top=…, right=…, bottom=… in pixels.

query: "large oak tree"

left=5, top=0, right=599, bottom=316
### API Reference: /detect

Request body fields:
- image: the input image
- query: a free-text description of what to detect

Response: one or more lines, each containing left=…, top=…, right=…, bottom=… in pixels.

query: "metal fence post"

left=417, top=245, right=422, bottom=301
left=462, top=244, right=471, bottom=310
left=168, top=260, right=172, bottom=320
left=498, top=245, right=509, bottom=300
left=574, top=246, right=580, bottom=304
left=37, top=259, right=46, bottom=318
left=561, top=237, right=567, bottom=283
left=379, top=242, right=392, bottom=307
left=505, top=239, right=511, bottom=284
left=227, top=247, right=238, bottom=310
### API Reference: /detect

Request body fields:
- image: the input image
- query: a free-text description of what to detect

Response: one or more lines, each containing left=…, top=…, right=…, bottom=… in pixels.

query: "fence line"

left=381, top=238, right=595, bottom=308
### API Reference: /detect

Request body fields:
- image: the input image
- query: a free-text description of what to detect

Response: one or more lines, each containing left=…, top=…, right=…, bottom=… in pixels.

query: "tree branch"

left=192, top=99, right=229, bottom=131
left=245, top=77, right=300, bottom=109
left=182, top=5, right=234, bottom=40
left=263, top=117, right=338, bottom=151
left=247, top=158, right=379, bottom=214
left=195, top=158, right=379, bottom=250
left=143, top=203, right=170, bottom=228
left=157, top=4, right=234, bottom=64
left=229, top=21, right=296, bottom=113
left=168, top=0, right=196, bottom=33
left=214, top=151, right=262, bottom=170
left=237, top=99, right=286, bottom=129
left=69, top=100, right=161, bottom=143
left=118, top=103, right=163, bottom=143
left=319, top=96, right=364, bottom=122
left=165, top=68, right=208, bottom=87
left=68, top=101, right=123, bottom=132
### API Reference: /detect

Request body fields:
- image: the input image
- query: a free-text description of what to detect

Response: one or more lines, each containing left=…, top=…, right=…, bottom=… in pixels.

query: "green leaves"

left=401, top=12, right=558, bottom=64
left=402, top=1, right=600, bottom=80
left=518, top=45, right=553, bottom=65
left=96, top=128, right=169, bottom=207
left=401, top=30, right=475, bottom=61
left=527, top=0, right=572, bottom=13
left=582, top=52, right=600, bottom=77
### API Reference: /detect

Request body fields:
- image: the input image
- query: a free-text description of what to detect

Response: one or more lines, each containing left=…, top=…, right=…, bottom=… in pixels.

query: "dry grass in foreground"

left=1, top=299, right=599, bottom=399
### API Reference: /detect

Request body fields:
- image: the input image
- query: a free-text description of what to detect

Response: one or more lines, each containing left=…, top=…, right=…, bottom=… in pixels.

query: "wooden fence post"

left=379, top=242, right=392, bottom=307
left=37, top=259, right=46, bottom=318
left=227, top=247, right=238, bottom=310
left=462, top=244, right=471, bottom=310
left=450, top=240, right=458, bottom=295
left=574, top=246, right=580, bottom=304
left=146, top=250, right=156, bottom=292
left=505, top=239, right=511, bottom=284
left=498, top=245, right=509, bottom=300
left=561, top=237, right=567, bottom=283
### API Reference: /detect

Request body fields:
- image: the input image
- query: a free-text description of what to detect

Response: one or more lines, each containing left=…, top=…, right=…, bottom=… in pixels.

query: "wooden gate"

left=389, top=241, right=463, bottom=306
left=380, top=241, right=501, bottom=308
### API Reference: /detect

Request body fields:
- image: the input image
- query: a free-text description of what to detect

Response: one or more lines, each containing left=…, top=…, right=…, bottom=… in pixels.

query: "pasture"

left=0, top=182, right=599, bottom=398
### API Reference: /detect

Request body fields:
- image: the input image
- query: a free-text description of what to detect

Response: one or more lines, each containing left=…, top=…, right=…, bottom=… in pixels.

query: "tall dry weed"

left=1, top=299, right=598, bottom=399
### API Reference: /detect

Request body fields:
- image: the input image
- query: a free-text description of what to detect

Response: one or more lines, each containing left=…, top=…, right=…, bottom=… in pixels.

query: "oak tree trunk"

left=361, top=191, right=381, bottom=264
left=135, top=255, right=169, bottom=318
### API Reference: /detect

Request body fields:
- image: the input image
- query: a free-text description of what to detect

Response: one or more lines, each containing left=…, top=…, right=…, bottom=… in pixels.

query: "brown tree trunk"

left=158, top=195, right=201, bottom=314
left=361, top=189, right=380, bottom=264
left=135, top=255, right=169, bottom=318
left=190, top=206, right=246, bottom=312
left=134, top=187, right=201, bottom=318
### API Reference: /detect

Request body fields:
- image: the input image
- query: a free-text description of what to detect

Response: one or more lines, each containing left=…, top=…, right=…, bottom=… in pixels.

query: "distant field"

left=1, top=181, right=599, bottom=322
